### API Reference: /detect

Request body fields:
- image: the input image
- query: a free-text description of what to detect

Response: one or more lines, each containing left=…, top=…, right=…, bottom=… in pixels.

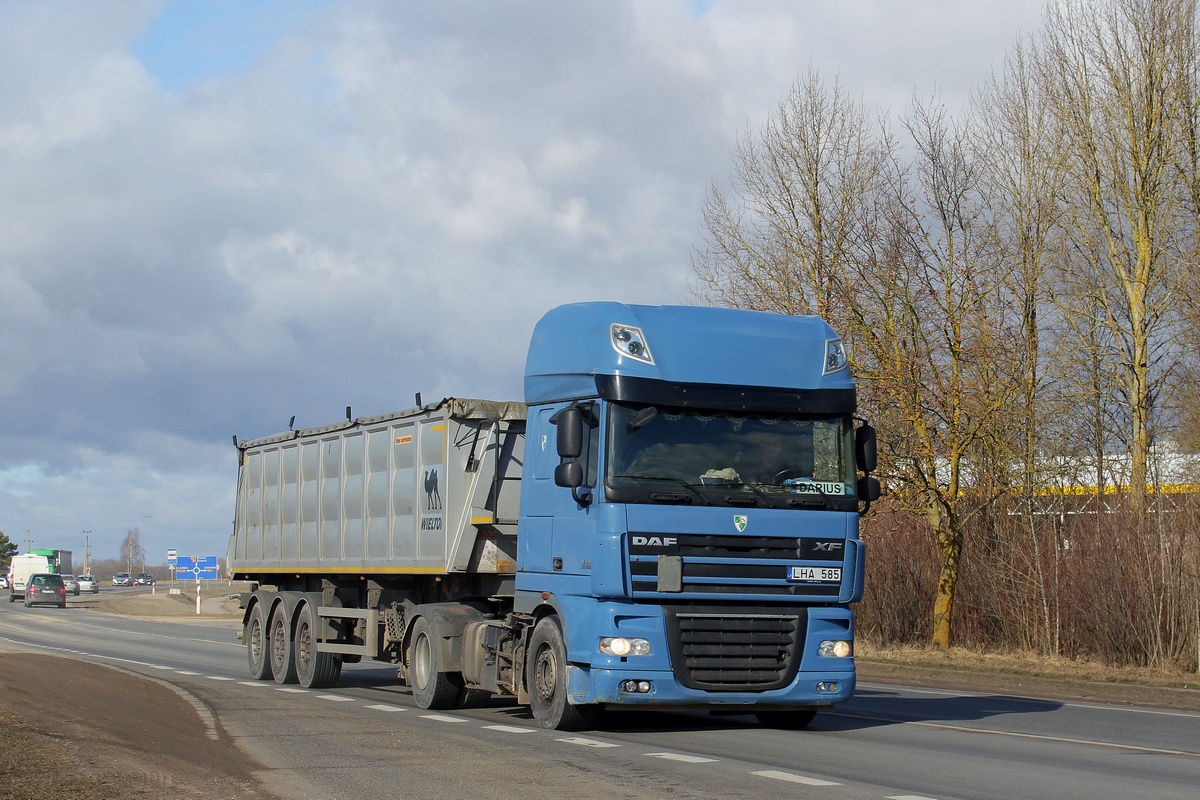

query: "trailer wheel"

left=295, top=603, right=340, bottom=689
left=269, top=606, right=298, bottom=684
left=408, top=616, right=461, bottom=709
left=754, top=708, right=818, bottom=729
left=246, top=603, right=273, bottom=680
left=527, top=617, right=595, bottom=731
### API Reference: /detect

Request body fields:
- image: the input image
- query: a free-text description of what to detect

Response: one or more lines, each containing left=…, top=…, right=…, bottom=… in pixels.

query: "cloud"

left=0, top=0, right=1045, bottom=560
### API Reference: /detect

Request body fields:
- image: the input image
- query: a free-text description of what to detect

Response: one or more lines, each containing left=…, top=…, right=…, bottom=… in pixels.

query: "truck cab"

left=514, top=302, right=877, bottom=728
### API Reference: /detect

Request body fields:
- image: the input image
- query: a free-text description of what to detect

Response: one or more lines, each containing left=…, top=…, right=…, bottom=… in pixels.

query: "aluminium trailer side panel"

left=229, top=398, right=525, bottom=577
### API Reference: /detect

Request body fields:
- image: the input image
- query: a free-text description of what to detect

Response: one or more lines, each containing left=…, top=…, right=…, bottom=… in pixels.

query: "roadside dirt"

left=0, top=653, right=278, bottom=800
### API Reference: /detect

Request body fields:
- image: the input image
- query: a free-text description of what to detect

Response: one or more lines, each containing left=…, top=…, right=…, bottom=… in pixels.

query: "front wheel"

left=527, top=617, right=596, bottom=731
left=407, top=617, right=461, bottom=709
left=246, top=602, right=273, bottom=680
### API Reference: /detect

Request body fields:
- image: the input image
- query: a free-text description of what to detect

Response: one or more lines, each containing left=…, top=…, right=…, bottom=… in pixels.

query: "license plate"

left=788, top=566, right=841, bottom=582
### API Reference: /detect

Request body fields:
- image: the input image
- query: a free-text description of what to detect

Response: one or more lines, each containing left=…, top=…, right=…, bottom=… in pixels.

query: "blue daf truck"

left=230, top=302, right=878, bottom=730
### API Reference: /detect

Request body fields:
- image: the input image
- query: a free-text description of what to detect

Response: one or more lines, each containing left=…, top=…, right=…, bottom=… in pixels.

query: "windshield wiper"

left=612, top=475, right=711, bottom=505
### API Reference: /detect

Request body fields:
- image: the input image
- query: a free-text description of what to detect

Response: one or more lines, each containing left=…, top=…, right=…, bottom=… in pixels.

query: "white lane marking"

left=175, top=671, right=200, bottom=675
left=832, top=712, right=1200, bottom=758
left=889, top=795, right=940, bottom=800
left=557, top=736, right=621, bottom=748
left=149, top=664, right=174, bottom=670
left=275, top=687, right=309, bottom=693
left=646, top=752, right=718, bottom=763
left=365, top=704, right=405, bottom=712
left=208, top=676, right=235, bottom=681
left=752, top=770, right=840, bottom=786
left=482, top=724, right=535, bottom=734
left=420, top=714, right=468, bottom=723
left=316, top=694, right=356, bottom=702
left=238, top=681, right=271, bottom=687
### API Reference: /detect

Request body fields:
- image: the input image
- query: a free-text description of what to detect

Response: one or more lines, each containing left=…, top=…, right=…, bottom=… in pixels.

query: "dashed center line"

left=316, top=694, right=356, bottom=702
left=483, top=724, right=536, bottom=734
left=274, top=687, right=308, bottom=693
left=557, top=736, right=621, bottom=748
left=646, top=752, right=718, bottom=763
left=420, top=713, right=469, bottom=723
left=364, top=703, right=405, bottom=712
left=753, top=769, right=840, bottom=786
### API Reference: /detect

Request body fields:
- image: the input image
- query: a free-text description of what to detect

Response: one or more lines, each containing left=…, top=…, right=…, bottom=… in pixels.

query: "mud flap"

left=567, top=664, right=593, bottom=704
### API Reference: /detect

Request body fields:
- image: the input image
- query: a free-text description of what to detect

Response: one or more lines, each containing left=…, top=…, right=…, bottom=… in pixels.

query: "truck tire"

left=407, top=616, right=461, bottom=709
left=269, top=606, right=298, bottom=684
left=246, top=603, right=273, bottom=680
left=754, top=708, right=818, bottom=728
left=294, top=603, right=340, bottom=689
left=527, top=617, right=595, bottom=731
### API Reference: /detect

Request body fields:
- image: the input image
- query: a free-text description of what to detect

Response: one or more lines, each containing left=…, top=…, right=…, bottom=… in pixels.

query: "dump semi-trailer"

left=230, top=302, right=879, bottom=730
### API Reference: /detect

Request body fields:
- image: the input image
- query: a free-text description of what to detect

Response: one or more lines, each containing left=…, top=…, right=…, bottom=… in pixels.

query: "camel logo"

left=424, top=468, right=442, bottom=510
left=733, top=515, right=748, bottom=532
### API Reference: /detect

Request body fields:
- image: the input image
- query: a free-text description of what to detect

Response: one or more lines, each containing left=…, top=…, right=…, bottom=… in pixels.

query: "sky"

left=0, top=0, right=1046, bottom=566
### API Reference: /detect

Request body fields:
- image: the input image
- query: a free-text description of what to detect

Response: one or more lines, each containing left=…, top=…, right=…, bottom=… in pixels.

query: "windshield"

left=606, top=403, right=856, bottom=509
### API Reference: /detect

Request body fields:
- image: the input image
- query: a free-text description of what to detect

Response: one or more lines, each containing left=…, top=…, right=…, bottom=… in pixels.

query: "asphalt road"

left=1, top=598, right=1198, bottom=800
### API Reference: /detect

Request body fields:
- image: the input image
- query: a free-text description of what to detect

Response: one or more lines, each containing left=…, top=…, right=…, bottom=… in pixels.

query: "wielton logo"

left=424, top=468, right=441, bottom=510
left=734, top=515, right=748, bottom=532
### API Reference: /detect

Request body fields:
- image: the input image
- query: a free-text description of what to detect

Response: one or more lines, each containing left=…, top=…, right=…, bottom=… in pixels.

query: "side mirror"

left=555, top=406, right=583, bottom=459
left=858, top=475, right=881, bottom=503
left=855, top=423, right=877, bottom=473
left=555, top=460, right=583, bottom=489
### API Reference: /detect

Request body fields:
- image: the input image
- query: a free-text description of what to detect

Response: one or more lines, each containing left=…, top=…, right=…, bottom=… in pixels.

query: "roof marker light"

left=611, top=324, right=654, bottom=365
left=823, top=339, right=848, bottom=375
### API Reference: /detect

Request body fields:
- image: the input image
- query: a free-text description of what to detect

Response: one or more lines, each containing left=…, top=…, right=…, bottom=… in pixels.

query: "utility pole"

left=83, top=531, right=91, bottom=573
left=25, top=530, right=31, bottom=550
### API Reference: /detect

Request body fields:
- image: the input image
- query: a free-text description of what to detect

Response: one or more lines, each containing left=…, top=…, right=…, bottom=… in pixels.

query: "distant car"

left=112, top=572, right=131, bottom=586
left=77, top=575, right=98, bottom=593
left=61, top=574, right=80, bottom=596
left=0, top=576, right=7, bottom=590
left=24, top=573, right=66, bottom=608
left=133, top=572, right=156, bottom=586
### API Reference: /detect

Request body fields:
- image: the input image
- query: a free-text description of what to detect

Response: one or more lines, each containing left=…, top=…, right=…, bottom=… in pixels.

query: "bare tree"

left=120, top=527, right=144, bottom=575
left=690, top=67, right=894, bottom=318
left=1039, top=0, right=1193, bottom=506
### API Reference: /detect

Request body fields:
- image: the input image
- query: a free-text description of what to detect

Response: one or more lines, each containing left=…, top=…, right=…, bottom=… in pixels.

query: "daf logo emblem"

left=734, top=515, right=748, bottom=532
left=632, top=536, right=677, bottom=547
left=814, top=541, right=843, bottom=552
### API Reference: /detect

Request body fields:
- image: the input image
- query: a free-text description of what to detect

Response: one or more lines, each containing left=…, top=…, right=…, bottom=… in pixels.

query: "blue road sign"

left=174, top=555, right=219, bottom=580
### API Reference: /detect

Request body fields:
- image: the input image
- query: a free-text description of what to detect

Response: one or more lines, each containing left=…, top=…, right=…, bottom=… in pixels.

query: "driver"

left=750, top=438, right=793, bottom=484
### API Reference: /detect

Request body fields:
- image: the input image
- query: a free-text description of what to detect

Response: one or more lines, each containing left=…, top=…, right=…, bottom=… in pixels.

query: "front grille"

left=664, top=606, right=806, bottom=691
left=628, top=534, right=845, bottom=597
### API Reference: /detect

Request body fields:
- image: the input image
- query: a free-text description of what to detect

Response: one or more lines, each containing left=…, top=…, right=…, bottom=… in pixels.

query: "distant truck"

left=229, top=302, right=879, bottom=730
left=8, top=549, right=73, bottom=602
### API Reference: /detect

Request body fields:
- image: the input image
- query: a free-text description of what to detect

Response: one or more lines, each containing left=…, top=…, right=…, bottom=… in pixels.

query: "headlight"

left=599, top=637, right=651, bottom=656
left=818, top=640, right=853, bottom=658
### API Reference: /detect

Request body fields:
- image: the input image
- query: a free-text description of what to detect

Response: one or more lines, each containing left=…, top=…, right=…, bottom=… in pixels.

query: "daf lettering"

left=632, top=536, right=678, bottom=548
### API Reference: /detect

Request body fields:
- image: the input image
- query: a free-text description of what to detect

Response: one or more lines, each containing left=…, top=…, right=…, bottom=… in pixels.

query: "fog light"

left=619, top=680, right=653, bottom=694
left=637, top=680, right=651, bottom=693
left=818, top=639, right=853, bottom=658
left=817, top=681, right=841, bottom=693
left=600, top=637, right=651, bottom=656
